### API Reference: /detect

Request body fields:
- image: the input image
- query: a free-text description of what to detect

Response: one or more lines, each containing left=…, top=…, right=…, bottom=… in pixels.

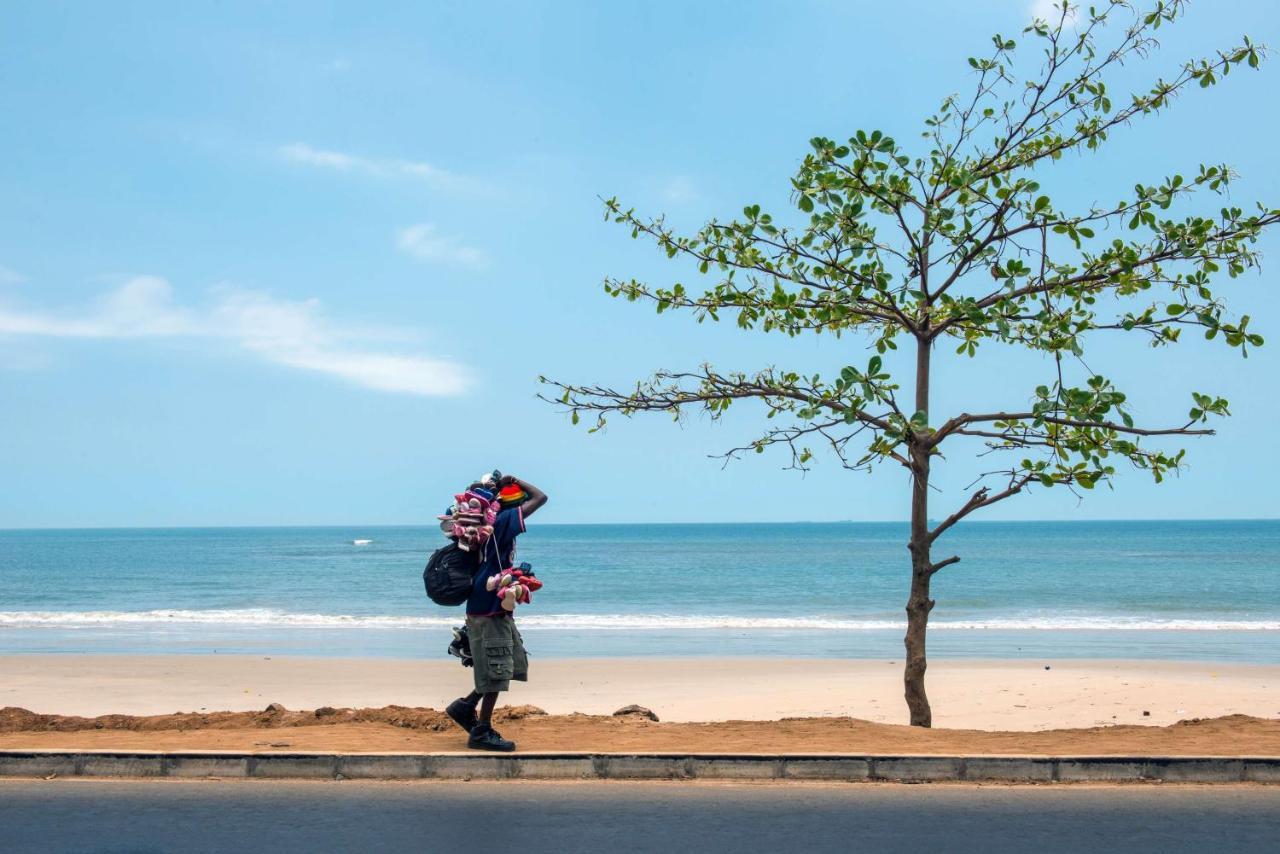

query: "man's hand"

left=504, top=475, right=547, bottom=517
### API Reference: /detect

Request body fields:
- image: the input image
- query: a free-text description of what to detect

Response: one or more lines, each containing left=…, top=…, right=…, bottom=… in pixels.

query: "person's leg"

left=465, top=616, right=516, bottom=751
left=469, top=689, right=513, bottom=750
left=446, top=621, right=486, bottom=732
left=477, top=691, right=500, bottom=727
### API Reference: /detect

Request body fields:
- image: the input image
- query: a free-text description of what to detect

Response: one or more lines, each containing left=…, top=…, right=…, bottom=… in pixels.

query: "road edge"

left=1, top=751, right=1278, bottom=783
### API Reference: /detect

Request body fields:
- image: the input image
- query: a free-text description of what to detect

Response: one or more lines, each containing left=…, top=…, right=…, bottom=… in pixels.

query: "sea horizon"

left=3, top=517, right=1280, bottom=533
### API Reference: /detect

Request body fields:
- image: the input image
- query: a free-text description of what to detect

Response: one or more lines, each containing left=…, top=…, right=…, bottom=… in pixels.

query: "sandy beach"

left=2, top=655, right=1276, bottom=730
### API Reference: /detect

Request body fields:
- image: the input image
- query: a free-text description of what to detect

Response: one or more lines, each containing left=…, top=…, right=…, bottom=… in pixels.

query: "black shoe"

left=468, top=725, right=516, bottom=752
left=446, top=698, right=477, bottom=733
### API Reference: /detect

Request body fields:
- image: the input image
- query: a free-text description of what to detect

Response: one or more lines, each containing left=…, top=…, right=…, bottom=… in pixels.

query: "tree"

left=540, top=0, right=1278, bottom=726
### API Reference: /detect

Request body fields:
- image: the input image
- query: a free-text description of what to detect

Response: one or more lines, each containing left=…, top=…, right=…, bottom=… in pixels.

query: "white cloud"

left=660, top=176, right=700, bottom=205
left=279, top=142, right=470, bottom=192
left=0, top=264, right=25, bottom=285
left=280, top=143, right=357, bottom=171
left=1029, top=0, right=1078, bottom=25
left=0, top=277, right=467, bottom=396
left=396, top=223, right=488, bottom=268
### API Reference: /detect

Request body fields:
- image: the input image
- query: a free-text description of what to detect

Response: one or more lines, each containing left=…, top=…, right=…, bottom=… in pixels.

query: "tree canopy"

left=546, top=0, right=1272, bottom=511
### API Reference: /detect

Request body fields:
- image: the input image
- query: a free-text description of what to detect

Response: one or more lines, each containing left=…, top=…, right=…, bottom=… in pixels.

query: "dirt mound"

left=0, top=704, right=547, bottom=735
left=1, top=706, right=1276, bottom=756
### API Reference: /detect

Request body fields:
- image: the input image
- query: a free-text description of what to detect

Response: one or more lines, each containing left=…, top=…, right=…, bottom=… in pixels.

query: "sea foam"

left=0, top=609, right=1277, bottom=632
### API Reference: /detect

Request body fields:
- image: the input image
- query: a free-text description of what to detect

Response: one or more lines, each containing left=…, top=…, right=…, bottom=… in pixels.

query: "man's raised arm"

left=510, top=477, right=547, bottom=517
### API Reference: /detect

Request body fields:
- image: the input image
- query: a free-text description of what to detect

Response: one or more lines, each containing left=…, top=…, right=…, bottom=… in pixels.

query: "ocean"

left=1, top=521, right=1277, bottom=662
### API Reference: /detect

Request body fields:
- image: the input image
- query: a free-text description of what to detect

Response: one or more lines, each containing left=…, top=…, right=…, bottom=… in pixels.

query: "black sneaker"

left=445, top=698, right=477, bottom=733
left=468, top=725, right=516, bottom=752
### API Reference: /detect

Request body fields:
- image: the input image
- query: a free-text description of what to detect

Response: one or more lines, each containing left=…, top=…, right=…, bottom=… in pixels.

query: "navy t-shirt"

left=465, top=507, right=525, bottom=616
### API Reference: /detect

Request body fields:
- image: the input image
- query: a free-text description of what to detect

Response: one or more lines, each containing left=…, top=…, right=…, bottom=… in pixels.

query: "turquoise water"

left=0, top=521, right=1277, bottom=661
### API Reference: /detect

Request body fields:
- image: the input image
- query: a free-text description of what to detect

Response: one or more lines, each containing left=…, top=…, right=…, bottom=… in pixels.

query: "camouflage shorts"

left=466, top=614, right=529, bottom=693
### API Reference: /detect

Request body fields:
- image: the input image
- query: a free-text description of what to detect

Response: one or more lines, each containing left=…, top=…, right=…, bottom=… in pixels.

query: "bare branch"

left=928, top=474, right=1035, bottom=544
left=929, top=555, right=962, bottom=574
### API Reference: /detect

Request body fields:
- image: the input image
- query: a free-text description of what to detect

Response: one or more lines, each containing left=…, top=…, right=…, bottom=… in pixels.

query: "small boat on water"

left=352, top=539, right=373, bottom=546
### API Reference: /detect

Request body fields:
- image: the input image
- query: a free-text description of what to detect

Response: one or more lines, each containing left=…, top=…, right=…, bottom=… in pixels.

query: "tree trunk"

left=904, top=335, right=934, bottom=727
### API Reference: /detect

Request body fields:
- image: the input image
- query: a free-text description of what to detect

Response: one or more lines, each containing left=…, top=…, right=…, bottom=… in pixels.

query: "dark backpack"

left=423, top=541, right=479, bottom=606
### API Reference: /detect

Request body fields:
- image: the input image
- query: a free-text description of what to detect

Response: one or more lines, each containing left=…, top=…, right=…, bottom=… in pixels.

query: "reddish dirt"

left=3, top=706, right=1279, bottom=755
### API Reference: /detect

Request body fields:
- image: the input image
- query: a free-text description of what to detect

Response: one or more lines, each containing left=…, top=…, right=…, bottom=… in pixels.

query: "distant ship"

left=352, top=539, right=373, bottom=546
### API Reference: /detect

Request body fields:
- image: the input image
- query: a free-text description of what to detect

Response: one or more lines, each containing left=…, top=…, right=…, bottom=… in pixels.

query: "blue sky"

left=1, top=0, right=1278, bottom=527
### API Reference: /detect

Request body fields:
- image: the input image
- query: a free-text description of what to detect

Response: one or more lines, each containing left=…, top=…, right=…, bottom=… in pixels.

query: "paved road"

left=1, top=780, right=1278, bottom=853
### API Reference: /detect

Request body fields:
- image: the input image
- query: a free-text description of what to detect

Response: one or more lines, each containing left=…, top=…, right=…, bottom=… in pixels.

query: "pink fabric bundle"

left=438, top=489, right=500, bottom=551
left=485, top=567, right=543, bottom=611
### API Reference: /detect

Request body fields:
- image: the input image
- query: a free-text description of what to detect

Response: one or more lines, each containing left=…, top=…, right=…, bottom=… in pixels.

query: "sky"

left=1, top=0, right=1278, bottom=527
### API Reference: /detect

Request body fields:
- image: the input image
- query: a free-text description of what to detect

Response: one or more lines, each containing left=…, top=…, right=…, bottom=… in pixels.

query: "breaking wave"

left=1, top=609, right=1278, bottom=632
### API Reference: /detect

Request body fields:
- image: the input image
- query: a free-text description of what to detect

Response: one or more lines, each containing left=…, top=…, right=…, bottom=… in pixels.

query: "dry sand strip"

left=6, top=704, right=1280, bottom=783
left=1, top=750, right=1278, bottom=784
left=3, top=655, right=1279, bottom=730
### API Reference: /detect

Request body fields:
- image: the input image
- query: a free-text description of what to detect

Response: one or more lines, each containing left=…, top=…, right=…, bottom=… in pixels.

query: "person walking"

left=445, top=474, right=547, bottom=751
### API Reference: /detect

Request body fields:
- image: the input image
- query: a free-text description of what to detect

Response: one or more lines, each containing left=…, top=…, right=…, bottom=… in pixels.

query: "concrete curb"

left=1, top=751, right=1278, bottom=783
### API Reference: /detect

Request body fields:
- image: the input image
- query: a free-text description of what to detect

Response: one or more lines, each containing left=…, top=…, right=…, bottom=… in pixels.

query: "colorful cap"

left=497, top=484, right=527, bottom=506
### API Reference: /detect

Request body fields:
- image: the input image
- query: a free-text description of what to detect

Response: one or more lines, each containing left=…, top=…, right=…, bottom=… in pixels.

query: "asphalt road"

left=1, top=780, right=1278, bottom=854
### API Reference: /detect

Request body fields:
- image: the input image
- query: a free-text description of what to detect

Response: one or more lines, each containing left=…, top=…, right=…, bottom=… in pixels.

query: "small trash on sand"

left=613, top=704, right=660, bottom=722
left=1143, top=710, right=1151, bottom=717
